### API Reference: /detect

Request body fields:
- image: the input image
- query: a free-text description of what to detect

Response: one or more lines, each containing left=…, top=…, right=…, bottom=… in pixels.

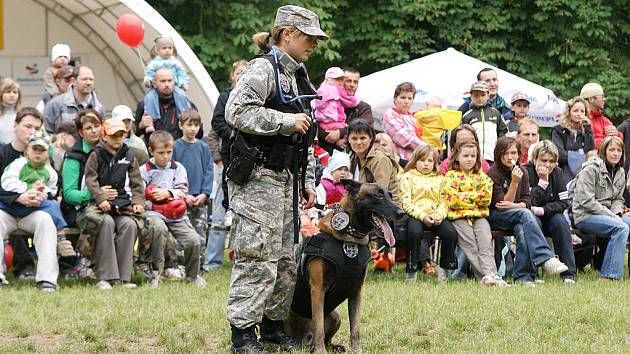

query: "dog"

left=285, top=179, right=405, bottom=353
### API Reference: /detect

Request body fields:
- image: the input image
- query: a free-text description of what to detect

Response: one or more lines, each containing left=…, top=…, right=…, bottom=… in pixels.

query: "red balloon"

left=4, top=243, right=13, bottom=271
left=116, top=14, right=144, bottom=48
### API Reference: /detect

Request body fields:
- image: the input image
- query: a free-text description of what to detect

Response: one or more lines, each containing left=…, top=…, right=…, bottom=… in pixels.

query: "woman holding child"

left=382, top=82, right=422, bottom=161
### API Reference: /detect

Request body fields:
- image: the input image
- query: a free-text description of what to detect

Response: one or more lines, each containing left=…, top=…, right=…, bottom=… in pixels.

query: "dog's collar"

left=330, top=204, right=367, bottom=239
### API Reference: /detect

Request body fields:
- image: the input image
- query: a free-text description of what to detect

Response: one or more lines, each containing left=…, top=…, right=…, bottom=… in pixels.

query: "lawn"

left=2, top=264, right=630, bottom=353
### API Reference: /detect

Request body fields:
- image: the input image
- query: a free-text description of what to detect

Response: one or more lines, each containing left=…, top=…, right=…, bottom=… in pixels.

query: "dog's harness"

left=291, top=232, right=371, bottom=318
left=317, top=203, right=367, bottom=240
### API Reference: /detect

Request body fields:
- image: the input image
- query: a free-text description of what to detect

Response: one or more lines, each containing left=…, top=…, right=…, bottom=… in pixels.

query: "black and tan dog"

left=285, top=179, right=405, bottom=353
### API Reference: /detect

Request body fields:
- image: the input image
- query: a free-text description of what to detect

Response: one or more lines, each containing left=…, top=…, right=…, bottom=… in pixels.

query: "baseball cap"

left=51, top=43, right=71, bottom=61
left=470, top=81, right=489, bottom=93
left=54, top=65, right=76, bottom=79
left=103, top=118, right=127, bottom=135
left=28, top=131, right=51, bottom=150
left=325, top=67, right=345, bottom=80
left=111, top=105, right=135, bottom=122
left=274, top=5, right=329, bottom=40
left=580, top=83, right=604, bottom=99
left=511, top=91, right=530, bottom=104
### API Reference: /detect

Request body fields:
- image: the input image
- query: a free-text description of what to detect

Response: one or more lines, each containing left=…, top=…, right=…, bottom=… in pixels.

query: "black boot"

left=259, top=316, right=301, bottom=351
left=231, top=325, right=271, bottom=354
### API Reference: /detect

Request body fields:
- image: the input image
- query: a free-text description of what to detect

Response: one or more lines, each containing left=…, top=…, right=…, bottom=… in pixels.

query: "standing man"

left=43, top=65, right=106, bottom=134
left=459, top=68, right=511, bottom=119
left=135, top=68, right=203, bottom=144
left=580, top=83, right=621, bottom=148
left=317, top=67, right=373, bottom=154
left=225, top=5, right=323, bottom=353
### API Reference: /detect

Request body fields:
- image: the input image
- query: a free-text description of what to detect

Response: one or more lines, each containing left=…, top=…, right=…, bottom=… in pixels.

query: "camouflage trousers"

left=226, top=168, right=297, bottom=329
left=76, top=204, right=171, bottom=271
left=189, top=204, right=208, bottom=265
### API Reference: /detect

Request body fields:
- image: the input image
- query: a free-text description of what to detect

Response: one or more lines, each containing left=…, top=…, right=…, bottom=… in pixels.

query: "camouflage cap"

left=274, top=5, right=329, bottom=40
left=28, top=130, right=51, bottom=150
left=470, top=81, right=489, bottom=93
left=511, top=91, right=530, bottom=104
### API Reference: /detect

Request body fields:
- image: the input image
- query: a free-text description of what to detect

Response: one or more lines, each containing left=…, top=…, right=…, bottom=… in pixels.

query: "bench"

left=9, top=228, right=80, bottom=238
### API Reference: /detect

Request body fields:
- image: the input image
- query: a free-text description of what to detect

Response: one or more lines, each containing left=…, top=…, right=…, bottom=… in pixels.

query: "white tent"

left=0, top=0, right=220, bottom=131
left=357, top=47, right=565, bottom=128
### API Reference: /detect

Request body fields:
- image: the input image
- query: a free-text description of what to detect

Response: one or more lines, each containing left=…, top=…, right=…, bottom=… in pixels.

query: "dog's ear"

left=340, top=178, right=361, bottom=195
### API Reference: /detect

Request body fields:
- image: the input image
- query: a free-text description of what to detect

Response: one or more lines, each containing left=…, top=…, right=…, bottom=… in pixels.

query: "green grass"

left=2, top=265, right=630, bottom=353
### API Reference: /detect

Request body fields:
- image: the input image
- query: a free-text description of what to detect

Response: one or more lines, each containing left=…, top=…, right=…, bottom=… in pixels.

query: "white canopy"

left=1, top=0, right=220, bottom=130
left=357, top=47, right=565, bottom=128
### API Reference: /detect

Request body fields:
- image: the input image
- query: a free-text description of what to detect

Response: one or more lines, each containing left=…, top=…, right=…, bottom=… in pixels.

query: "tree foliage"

left=149, top=0, right=630, bottom=122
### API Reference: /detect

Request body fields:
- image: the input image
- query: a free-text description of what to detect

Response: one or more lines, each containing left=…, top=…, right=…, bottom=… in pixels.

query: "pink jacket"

left=314, top=81, right=359, bottom=131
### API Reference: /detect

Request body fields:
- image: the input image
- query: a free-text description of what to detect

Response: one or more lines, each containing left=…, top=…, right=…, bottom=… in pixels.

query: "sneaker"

left=121, top=281, right=137, bottom=289
left=77, top=258, right=96, bottom=279
left=150, top=272, right=160, bottom=289
left=188, top=276, right=207, bottom=288
left=163, top=268, right=184, bottom=281
left=542, top=257, right=568, bottom=275
left=135, top=263, right=156, bottom=281
left=563, top=278, right=576, bottom=284
left=405, top=272, right=417, bottom=283
left=38, top=281, right=57, bottom=293
left=492, top=275, right=510, bottom=288
left=421, top=261, right=436, bottom=277
left=0, top=274, right=9, bottom=286
left=436, top=266, right=448, bottom=282
left=480, top=274, right=498, bottom=286
left=521, top=281, right=536, bottom=287
left=96, top=280, right=113, bottom=290
left=57, top=239, right=76, bottom=257
left=17, top=271, right=35, bottom=281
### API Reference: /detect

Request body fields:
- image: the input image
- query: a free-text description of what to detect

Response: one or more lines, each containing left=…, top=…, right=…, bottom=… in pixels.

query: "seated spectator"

left=443, top=140, right=507, bottom=287
left=111, top=105, right=149, bottom=165
left=375, top=132, right=407, bottom=170
left=0, top=107, right=58, bottom=292
left=515, top=118, right=539, bottom=164
left=458, top=68, right=511, bottom=120
left=50, top=120, right=78, bottom=174
left=551, top=97, right=594, bottom=182
left=43, top=65, right=106, bottom=134
left=400, top=144, right=457, bottom=282
left=461, top=81, right=507, bottom=163
left=523, top=141, right=577, bottom=283
left=382, top=82, right=422, bottom=161
left=440, top=124, right=489, bottom=175
left=487, top=136, right=568, bottom=285
left=142, top=130, right=205, bottom=287
left=571, top=136, right=629, bottom=281
left=0, top=131, right=74, bottom=257
left=581, top=82, right=621, bottom=148
left=83, top=118, right=148, bottom=290
left=0, top=78, right=21, bottom=144
left=316, top=149, right=350, bottom=207
left=506, top=91, right=530, bottom=135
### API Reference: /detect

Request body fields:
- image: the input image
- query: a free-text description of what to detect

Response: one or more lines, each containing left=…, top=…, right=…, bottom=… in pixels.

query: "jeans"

left=539, top=213, right=577, bottom=280
left=204, top=162, right=226, bottom=270
left=489, top=208, right=555, bottom=282
left=575, top=215, right=630, bottom=280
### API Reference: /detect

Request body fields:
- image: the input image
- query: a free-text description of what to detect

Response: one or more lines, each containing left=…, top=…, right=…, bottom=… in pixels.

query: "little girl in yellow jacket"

left=443, top=140, right=507, bottom=287
left=399, top=144, right=457, bottom=282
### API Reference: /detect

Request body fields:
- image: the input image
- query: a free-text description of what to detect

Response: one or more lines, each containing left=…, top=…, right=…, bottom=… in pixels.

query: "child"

left=172, top=109, right=214, bottom=268
left=112, top=105, right=150, bottom=165
left=461, top=81, right=508, bottom=162
left=382, top=82, right=423, bottom=160
left=43, top=43, right=71, bottom=97
left=506, top=91, right=530, bottom=135
left=143, top=36, right=191, bottom=133
left=315, top=150, right=350, bottom=206
left=400, top=144, right=457, bottom=282
left=51, top=121, right=77, bottom=174
left=413, top=96, right=461, bottom=152
left=443, top=140, right=507, bottom=287
left=0, top=78, right=22, bottom=144
left=487, top=136, right=568, bottom=286
left=440, top=124, right=490, bottom=175
left=142, top=130, right=205, bottom=287
left=523, top=140, right=577, bottom=283
left=0, top=131, right=75, bottom=257
left=84, top=118, right=149, bottom=289
left=313, top=67, right=360, bottom=148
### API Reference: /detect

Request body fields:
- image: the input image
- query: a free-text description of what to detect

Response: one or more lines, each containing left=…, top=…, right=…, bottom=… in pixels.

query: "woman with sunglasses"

left=224, top=5, right=328, bottom=353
